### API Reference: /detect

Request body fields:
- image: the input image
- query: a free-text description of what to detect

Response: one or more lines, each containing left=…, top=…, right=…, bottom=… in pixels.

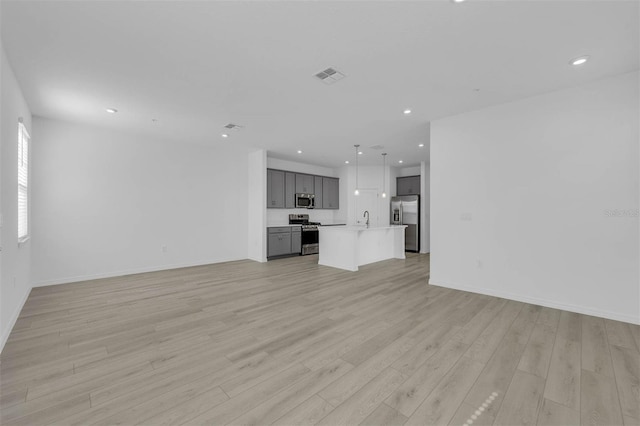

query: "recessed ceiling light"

left=418, top=143, right=425, bottom=148
left=297, top=150, right=303, bottom=154
left=358, top=151, right=363, bottom=155
left=106, top=108, right=118, bottom=113
left=403, top=109, right=412, bottom=115
left=221, top=133, right=228, bottom=138
left=451, top=0, right=466, bottom=3
left=570, top=56, right=590, bottom=66
left=398, top=160, right=404, bottom=164
left=345, top=160, right=350, bottom=164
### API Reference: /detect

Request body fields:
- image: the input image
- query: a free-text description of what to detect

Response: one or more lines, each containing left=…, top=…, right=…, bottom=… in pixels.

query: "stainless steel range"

left=289, top=214, right=320, bottom=255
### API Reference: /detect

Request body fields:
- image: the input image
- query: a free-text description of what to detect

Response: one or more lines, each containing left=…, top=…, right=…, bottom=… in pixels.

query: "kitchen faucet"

left=363, top=210, right=370, bottom=228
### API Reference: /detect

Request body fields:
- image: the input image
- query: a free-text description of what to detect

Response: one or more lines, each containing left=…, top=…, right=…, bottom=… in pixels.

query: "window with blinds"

left=18, top=120, right=30, bottom=242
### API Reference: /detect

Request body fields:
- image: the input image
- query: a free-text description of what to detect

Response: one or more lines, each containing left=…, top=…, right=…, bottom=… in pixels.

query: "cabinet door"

left=285, top=172, right=296, bottom=208
left=397, top=175, right=420, bottom=196
left=267, top=170, right=285, bottom=208
left=291, top=230, right=301, bottom=254
left=322, top=177, right=339, bottom=209
left=314, top=176, right=323, bottom=208
left=267, top=169, right=273, bottom=207
left=268, top=232, right=291, bottom=257
left=295, top=174, right=314, bottom=194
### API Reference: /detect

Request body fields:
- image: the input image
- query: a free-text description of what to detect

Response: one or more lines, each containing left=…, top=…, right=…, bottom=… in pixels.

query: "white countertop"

left=319, top=225, right=406, bottom=231
left=267, top=223, right=346, bottom=227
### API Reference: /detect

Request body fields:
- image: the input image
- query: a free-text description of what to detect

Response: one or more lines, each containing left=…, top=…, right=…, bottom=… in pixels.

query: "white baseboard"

left=0, top=286, right=31, bottom=354
left=31, top=257, right=247, bottom=288
left=429, top=279, right=640, bottom=325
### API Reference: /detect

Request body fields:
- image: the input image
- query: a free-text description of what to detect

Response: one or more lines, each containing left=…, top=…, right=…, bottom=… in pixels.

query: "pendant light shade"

left=354, top=144, right=360, bottom=196
left=381, top=153, right=387, bottom=198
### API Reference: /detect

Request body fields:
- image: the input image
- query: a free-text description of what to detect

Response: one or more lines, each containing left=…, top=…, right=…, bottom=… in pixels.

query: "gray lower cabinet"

left=397, top=175, right=420, bottom=196
left=267, top=226, right=301, bottom=258
left=268, top=231, right=291, bottom=257
left=295, top=173, right=314, bottom=194
left=285, top=172, right=296, bottom=208
left=291, top=229, right=301, bottom=254
left=322, top=177, right=339, bottom=209
left=267, top=169, right=285, bottom=208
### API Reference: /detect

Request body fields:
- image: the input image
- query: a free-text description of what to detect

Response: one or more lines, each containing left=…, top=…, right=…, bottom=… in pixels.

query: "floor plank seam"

left=540, top=312, right=562, bottom=419
left=602, top=320, right=628, bottom=424
left=577, top=322, right=583, bottom=419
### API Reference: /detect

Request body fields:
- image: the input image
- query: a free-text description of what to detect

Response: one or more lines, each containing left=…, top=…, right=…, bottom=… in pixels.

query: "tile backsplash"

left=267, top=208, right=344, bottom=226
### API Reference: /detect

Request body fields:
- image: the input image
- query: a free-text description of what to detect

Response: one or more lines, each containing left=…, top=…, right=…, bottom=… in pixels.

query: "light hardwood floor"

left=1, top=253, right=638, bottom=425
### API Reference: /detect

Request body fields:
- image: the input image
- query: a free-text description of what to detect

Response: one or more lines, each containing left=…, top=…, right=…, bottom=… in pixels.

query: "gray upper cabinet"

left=266, top=168, right=339, bottom=209
left=322, top=177, right=339, bottom=209
left=397, top=175, right=420, bottom=196
left=267, top=169, right=285, bottom=208
left=285, top=172, right=296, bottom=208
left=295, top=174, right=314, bottom=194
left=314, top=176, right=323, bottom=208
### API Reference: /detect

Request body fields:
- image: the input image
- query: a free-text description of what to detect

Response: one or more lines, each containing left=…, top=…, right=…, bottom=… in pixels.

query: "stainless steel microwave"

left=295, top=193, right=315, bottom=209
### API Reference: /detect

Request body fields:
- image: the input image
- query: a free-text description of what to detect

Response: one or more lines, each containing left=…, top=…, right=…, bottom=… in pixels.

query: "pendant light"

left=381, top=153, right=387, bottom=198
left=354, top=144, right=360, bottom=196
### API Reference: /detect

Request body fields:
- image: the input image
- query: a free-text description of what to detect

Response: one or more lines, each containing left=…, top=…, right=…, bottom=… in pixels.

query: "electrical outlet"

left=161, top=245, right=167, bottom=253
left=477, top=260, right=483, bottom=269
left=460, top=213, right=472, bottom=221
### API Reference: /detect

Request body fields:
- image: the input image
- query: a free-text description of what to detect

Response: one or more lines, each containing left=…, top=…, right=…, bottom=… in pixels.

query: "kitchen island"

left=318, top=225, right=407, bottom=271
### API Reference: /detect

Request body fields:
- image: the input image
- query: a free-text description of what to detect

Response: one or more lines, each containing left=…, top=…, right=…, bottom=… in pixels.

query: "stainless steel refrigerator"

left=390, top=195, right=419, bottom=252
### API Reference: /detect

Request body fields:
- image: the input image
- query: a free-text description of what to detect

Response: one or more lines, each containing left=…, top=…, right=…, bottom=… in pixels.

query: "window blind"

left=18, top=121, right=29, bottom=242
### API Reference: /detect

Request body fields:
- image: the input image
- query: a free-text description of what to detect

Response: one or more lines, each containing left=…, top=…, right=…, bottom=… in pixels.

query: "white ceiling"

left=1, top=0, right=638, bottom=168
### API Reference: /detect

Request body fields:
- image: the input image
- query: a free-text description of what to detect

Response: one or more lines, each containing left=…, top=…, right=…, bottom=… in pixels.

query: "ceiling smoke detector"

left=314, top=67, right=346, bottom=85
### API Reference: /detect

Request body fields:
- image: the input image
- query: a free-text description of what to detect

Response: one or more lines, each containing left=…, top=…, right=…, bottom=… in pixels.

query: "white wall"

left=344, top=165, right=392, bottom=226
left=266, top=207, right=340, bottom=226
left=31, top=118, right=252, bottom=286
left=430, top=71, right=639, bottom=324
left=248, top=150, right=267, bottom=262
left=1, top=45, right=33, bottom=350
left=420, top=161, right=430, bottom=253
left=267, top=157, right=337, bottom=177
left=397, top=166, right=421, bottom=177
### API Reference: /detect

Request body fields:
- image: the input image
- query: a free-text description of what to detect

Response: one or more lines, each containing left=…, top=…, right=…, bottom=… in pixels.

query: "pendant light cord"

left=382, top=153, right=387, bottom=197
left=354, top=144, right=360, bottom=193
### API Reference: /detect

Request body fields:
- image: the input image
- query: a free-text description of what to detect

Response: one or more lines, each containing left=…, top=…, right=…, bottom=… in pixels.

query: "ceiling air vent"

left=314, top=67, right=346, bottom=85
left=224, top=123, right=243, bottom=130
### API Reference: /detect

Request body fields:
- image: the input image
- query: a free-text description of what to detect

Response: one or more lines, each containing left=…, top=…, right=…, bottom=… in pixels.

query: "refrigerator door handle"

left=399, top=203, right=403, bottom=225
